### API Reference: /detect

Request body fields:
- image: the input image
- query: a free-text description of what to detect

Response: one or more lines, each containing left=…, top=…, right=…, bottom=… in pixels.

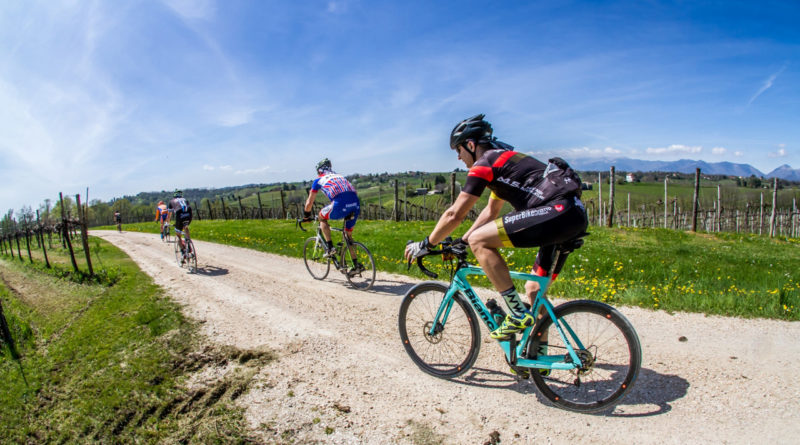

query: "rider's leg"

left=319, top=219, right=333, bottom=247
left=468, top=222, right=530, bottom=317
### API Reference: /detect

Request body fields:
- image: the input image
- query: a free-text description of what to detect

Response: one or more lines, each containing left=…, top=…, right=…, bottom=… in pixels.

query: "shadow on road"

left=368, top=279, right=416, bottom=296
left=452, top=366, right=688, bottom=417
left=194, top=265, right=229, bottom=277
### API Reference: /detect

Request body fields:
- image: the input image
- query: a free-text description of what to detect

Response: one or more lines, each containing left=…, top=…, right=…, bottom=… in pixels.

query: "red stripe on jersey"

left=492, top=151, right=517, bottom=168
left=468, top=166, right=493, bottom=182
left=532, top=265, right=548, bottom=277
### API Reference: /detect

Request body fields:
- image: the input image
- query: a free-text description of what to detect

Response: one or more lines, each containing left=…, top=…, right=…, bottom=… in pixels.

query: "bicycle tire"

left=398, top=282, right=481, bottom=378
left=186, top=239, right=197, bottom=273
left=174, top=237, right=182, bottom=265
left=343, top=241, right=376, bottom=290
left=527, top=300, right=641, bottom=413
left=303, top=237, right=330, bottom=280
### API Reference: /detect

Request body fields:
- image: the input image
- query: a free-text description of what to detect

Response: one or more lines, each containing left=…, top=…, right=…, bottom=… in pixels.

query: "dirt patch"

left=94, top=230, right=800, bottom=444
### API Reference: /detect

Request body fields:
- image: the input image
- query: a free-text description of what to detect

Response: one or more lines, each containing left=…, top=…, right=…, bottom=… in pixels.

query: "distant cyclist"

left=303, top=158, right=361, bottom=260
left=114, top=211, right=122, bottom=232
left=167, top=190, right=193, bottom=261
left=405, top=114, right=587, bottom=341
left=155, top=201, right=169, bottom=239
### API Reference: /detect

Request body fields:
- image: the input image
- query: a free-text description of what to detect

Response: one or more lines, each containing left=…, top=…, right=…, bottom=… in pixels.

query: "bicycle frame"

left=431, top=265, right=585, bottom=372
left=308, top=219, right=356, bottom=265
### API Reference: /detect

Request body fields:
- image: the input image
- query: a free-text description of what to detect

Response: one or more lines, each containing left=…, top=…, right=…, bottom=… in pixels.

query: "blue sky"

left=1, top=0, right=798, bottom=210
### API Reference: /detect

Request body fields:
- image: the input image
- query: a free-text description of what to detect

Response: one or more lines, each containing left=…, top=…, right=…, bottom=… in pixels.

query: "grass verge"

left=0, top=237, right=274, bottom=443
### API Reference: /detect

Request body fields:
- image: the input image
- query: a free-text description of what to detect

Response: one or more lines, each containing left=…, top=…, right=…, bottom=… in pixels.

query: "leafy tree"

left=52, top=195, right=75, bottom=219
left=111, top=198, right=132, bottom=216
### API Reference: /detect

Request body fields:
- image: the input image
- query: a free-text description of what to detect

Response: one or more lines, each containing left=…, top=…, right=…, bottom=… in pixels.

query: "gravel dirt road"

left=93, top=230, right=800, bottom=444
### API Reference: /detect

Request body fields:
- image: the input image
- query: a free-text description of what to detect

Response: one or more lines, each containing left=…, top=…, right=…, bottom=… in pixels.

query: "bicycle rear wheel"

left=186, top=239, right=197, bottom=273
left=527, top=300, right=641, bottom=413
left=398, top=282, right=480, bottom=378
left=303, top=237, right=330, bottom=280
left=343, top=241, right=376, bottom=290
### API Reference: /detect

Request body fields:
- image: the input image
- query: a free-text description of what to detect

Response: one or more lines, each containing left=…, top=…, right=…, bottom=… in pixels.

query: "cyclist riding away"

left=167, top=190, right=193, bottom=262
left=114, top=211, right=122, bottom=231
left=303, top=158, right=363, bottom=272
left=404, top=114, right=588, bottom=342
left=155, top=201, right=169, bottom=239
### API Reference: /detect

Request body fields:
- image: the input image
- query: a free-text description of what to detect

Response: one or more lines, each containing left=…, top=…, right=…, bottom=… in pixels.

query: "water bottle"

left=485, top=299, right=507, bottom=328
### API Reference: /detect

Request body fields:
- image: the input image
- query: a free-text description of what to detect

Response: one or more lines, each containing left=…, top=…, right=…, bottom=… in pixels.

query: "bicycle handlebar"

left=296, top=216, right=316, bottom=232
left=406, top=237, right=469, bottom=279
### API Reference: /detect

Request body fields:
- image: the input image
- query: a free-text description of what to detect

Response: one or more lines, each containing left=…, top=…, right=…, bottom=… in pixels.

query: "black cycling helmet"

left=174, top=189, right=183, bottom=198
left=450, top=114, right=493, bottom=157
left=316, top=158, right=332, bottom=175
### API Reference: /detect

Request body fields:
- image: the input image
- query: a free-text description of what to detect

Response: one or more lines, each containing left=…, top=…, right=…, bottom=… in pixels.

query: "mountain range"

left=569, top=158, right=800, bottom=181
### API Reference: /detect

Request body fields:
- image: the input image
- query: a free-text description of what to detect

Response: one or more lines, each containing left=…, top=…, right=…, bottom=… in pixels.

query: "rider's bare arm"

left=428, top=192, right=480, bottom=245
left=463, top=194, right=505, bottom=243
left=304, top=190, right=318, bottom=213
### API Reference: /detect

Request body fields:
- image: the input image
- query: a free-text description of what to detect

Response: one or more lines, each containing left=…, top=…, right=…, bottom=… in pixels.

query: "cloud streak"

left=748, top=65, right=787, bottom=106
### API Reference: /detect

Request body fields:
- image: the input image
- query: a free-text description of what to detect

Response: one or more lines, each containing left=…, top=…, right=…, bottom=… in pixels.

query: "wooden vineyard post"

left=450, top=173, right=456, bottom=205
left=404, top=182, right=408, bottom=221
left=597, top=172, right=603, bottom=226
left=607, top=166, right=615, bottom=228
left=378, top=186, right=383, bottom=220
left=76, top=194, right=93, bottom=276
left=59, top=192, right=79, bottom=273
left=664, top=177, right=668, bottom=228
left=691, top=168, right=700, bottom=232
left=15, top=232, right=22, bottom=261
left=393, top=180, right=399, bottom=222
left=237, top=196, right=244, bottom=220
left=717, top=185, right=722, bottom=232
left=194, top=202, right=201, bottom=221
left=37, top=210, right=50, bottom=268
left=759, top=192, right=764, bottom=236
left=769, top=178, right=778, bottom=238
left=221, top=197, right=228, bottom=220
left=24, top=229, right=33, bottom=263
left=279, top=190, right=286, bottom=219
left=206, top=199, right=214, bottom=220
left=256, top=192, right=264, bottom=219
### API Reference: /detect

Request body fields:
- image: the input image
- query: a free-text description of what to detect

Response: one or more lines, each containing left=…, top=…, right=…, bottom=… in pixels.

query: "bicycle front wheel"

left=343, top=241, right=376, bottom=290
left=527, top=300, right=641, bottom=413
left=398, top=282, right=480, bottom=378
left=174, top=238, right=181, bottom=265
left=303, top=237, right=330, bottom=280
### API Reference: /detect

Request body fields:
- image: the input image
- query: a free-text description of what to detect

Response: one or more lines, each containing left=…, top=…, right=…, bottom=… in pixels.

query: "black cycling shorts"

left=495, top=197, right=588, bottom=277
left=175, top=214, right=192, bottom=232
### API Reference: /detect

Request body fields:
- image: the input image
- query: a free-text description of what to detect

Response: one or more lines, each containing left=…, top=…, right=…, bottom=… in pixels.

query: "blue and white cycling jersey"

left=311, top=173, right=356, bottom=200
left=312, top=173, right=360, bottom=229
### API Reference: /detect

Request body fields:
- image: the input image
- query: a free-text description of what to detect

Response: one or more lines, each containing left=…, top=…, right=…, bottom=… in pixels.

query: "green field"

left=115, top=219, right=799, bottom=321
left=0, top=238, right=272, bottom=442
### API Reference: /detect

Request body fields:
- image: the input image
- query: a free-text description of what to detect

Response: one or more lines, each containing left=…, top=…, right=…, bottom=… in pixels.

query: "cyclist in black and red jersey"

left=167, top=190, right=193, bottom=260
left=405, top=114, right=587, bottom=340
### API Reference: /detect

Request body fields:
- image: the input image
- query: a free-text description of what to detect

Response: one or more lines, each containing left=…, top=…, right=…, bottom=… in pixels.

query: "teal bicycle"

left=398, top=236, right=641, bottom=413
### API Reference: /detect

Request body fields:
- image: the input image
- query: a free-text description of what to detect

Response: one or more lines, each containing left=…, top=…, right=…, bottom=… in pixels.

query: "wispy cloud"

left=161, top=0, right=215, bottom=21
left=748, top=65, right=787, bottom=106
left=235, top=165, right=271, bottom=175
left=712, top=147, right=727, bottom=155
left=768, top=145, right=787, bottom=158
left=646, top=145, right=702, bottom=155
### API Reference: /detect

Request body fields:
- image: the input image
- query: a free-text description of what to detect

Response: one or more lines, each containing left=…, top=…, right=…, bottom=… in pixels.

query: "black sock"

left=500, top=287, right=530, bottom=318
